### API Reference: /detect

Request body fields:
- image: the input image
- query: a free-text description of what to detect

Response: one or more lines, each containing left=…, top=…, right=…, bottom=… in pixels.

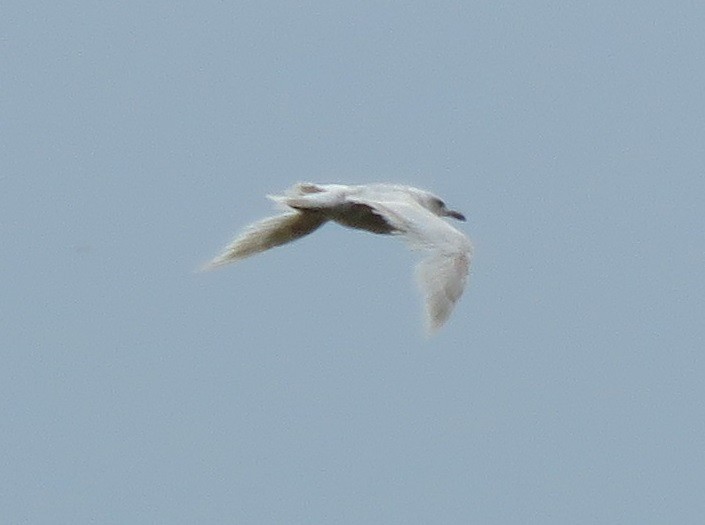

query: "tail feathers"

left=267, top=182, right=324, bottom=210
left=201, top=212, right=327, bottom=270
left=286, top=182, right=324, bottom=196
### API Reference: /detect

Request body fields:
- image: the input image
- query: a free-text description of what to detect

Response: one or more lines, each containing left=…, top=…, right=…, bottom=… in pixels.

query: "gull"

left=203, top=183, right=473, bottom=333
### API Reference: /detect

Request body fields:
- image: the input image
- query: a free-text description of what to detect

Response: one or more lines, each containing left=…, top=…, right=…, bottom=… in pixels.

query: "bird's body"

left=203, top=182, right=473, bottom=333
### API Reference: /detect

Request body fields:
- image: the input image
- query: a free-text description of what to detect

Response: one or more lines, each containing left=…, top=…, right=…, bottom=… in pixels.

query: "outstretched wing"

left=201, top=211, right=327, bottom=270
left=351, top=196, right=473, bottom=333
left=415, top=248, right=471, bottom=333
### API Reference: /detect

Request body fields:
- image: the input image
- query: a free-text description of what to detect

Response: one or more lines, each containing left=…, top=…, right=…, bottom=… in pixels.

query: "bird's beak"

left=445, top=209, right=466, bottom=221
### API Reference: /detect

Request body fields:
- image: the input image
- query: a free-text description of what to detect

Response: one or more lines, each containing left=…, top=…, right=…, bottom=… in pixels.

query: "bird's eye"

left=434, top=198, right=446, bottom=209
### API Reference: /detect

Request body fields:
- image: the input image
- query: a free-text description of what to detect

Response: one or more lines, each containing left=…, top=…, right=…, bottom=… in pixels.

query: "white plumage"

left=203, top=182, right=473, bottom=333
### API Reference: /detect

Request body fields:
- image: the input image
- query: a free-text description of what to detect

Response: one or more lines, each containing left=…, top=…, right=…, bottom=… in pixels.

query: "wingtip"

left=424, top=317, right=445, bottom=337
left=198, top=257, right=230, bottom=272
left=197, top=262, right=215, bottom=273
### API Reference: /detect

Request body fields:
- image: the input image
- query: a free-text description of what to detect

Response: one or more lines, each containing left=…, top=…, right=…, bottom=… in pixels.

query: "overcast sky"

left=3, top=1, right=705, bottom=523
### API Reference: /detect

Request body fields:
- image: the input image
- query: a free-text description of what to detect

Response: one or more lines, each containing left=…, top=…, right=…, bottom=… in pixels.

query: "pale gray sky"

left=3, top=1, right=704, bottom=523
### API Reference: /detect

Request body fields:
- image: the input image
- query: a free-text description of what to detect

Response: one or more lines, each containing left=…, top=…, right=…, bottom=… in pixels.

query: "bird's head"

left=412, top=190, right=466, bottom=221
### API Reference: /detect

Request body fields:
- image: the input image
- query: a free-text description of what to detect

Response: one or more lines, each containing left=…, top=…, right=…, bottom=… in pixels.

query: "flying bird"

left=203, top=183, right=473, bottom=333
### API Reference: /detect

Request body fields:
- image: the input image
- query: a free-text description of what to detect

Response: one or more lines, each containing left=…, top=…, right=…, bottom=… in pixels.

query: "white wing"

left=201, top=212, right=327, bottom=270
left=351, top=196, right=473, bottom=333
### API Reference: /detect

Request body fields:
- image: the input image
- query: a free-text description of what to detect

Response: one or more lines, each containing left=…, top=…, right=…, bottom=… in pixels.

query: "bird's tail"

left=267, top=182, right=326, bottom=211
left=201, top=211, right=327, bottom=270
